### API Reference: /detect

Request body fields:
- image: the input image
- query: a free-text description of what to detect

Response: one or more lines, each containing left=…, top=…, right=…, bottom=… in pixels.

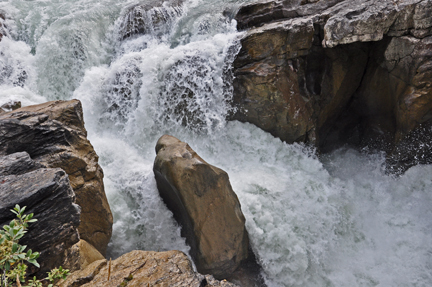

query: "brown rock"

left=153, top=135, right=249, bottom=279
left=62, top=240, right=106, bottom=272
left=58, top=250, right=239, bottom=287
left=0, top=100, right=113, bottom=255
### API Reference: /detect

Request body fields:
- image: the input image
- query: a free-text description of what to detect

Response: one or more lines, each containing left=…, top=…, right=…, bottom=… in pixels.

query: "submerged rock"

left=1, top=100, right=21, bottom=111
left=232, top=0, right=432, bottom=173
left=153, top=135, right=258, bottom=282
left=0, top=152, right=80, bottom=275
left=0, top=12, right=5, bottom=42
left=58, top=250, right=239, bottom=287
left=0, top=100, right=113, bottom=255
left=118, top=0, right=184, bottom=40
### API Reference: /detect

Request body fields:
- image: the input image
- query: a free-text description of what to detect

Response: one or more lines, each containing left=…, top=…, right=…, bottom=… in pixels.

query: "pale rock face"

left=153, top=135, right=249, bottom=279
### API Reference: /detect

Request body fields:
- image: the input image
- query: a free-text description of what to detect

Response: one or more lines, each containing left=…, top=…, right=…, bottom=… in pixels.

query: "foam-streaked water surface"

left=0, top=0, right=431, bottom=286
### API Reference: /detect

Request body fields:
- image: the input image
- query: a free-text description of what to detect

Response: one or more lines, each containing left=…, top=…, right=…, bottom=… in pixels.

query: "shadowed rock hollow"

left=232, top=0, right=432, bottom=173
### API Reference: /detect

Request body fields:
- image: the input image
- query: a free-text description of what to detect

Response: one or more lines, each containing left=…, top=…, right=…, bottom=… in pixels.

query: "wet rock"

left=0, top=100, right=113, bottom=255
left=1, top=100, right=21, bottom=111
left=118, top=0, right=184, bottom=40
left=58, top=250, right=239, bottom=287
left=153, top=135, right=250, bottom=280
left=232, top=0, right=432, bottom=172
left=0, top=152, right=80, bottom=275
left=0, top=12, right=5, bottom=42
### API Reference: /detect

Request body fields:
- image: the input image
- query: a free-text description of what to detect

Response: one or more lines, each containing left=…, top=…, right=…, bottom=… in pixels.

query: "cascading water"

left=0, top=0, right=431, bottom=286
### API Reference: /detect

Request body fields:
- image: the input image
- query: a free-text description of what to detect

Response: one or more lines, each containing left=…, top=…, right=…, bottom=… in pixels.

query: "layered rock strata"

left=153, top=135, right=256, bottom=282
left=0, top=152, right=81, bottom=274
left=58, top=250, right=239, bottom=287
left=232, top=0, right=432, bottom=173
left=0, top=100, right=113, bottom=255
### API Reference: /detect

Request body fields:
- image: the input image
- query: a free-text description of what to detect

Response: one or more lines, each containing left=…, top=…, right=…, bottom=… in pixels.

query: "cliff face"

left=0, top=100, right=113, bottom=273
left=232, top=0, right=432, bottom=173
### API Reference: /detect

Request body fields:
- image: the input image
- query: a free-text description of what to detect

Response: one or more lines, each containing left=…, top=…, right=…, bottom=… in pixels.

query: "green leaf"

left=15, top=233, right=24, bottom=240
left=5, top=260, right=10, bottom=271
left=12, top=242, right=18, bottom=252
left=28, top=258, right=40, bottom=268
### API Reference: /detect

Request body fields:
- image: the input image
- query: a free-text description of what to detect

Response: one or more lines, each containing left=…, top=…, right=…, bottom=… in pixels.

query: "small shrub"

left=0, top=205, right=69, bottom=287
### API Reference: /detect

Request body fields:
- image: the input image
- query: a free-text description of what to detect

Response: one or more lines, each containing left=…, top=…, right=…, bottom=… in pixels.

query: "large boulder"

left=153, top=135, right=250, bottom=280
left=58, top=250, right=239, bottom=287
left=232, top=0, right=432, bottom=172
left=0, top=152, right=81, bottom=275
left=0, top=100, right=113, bottom=255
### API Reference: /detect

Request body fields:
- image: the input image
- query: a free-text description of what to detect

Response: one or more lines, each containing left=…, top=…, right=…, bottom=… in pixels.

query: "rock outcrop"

left=153, top=135, right=251, bottom=280
left=59, top=250, right=239, bottom=287
left=0, top=100, right=113, bottom=255
left=232, top=0, right=432, bottom=173
left=0, top=152, right=81, bottom=275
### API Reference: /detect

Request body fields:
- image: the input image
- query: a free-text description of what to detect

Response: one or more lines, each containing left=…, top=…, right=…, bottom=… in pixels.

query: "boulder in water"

left=153, top=135, right=249, bottom=280
left=1, top=100, right=21, bottom=111
left=0, top=100, right=113, bottom=256
left=0, top=13, right=5, bottom=42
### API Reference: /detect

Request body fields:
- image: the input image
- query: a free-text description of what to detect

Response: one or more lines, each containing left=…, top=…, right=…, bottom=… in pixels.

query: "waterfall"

left=0, top=0, right=431, bottom=286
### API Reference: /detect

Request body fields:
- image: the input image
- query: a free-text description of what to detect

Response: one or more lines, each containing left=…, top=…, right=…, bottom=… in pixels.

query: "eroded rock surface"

left=59, top=250, right=239, bottom=287
left=0, top=100, right=113, bottom=255
left=153, top=135, right=250, bottom=280
left=232, top=0, right=432, bottom=173
left=0, top=152, right=80, bottom=275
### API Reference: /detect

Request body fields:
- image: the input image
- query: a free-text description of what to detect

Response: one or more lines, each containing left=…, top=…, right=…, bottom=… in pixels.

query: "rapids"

left=0, top=0, right=431, bottom=286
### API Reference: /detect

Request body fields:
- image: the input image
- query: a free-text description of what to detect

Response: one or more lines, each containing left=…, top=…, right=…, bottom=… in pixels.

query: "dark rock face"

left=153, top=135, right=260, bottom=284
left=0, top=100, right=113, bottom=255
left=0, top=152, right=80, bottom=275
left=232, top=0, right=432, bottom=173
left=0, top=12, right=5, bottom=42
left=118, top=0, right=184, bottom=40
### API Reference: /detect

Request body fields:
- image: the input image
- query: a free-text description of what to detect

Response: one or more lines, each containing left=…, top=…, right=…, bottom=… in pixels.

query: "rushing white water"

left=1, top=0, right=431, bottom=286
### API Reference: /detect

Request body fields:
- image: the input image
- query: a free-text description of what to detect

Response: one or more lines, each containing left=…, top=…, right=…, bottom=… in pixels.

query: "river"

left=0, top=0, right=431, bottom=286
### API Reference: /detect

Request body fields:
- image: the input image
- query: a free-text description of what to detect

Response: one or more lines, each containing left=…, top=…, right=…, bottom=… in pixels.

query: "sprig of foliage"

left=0, top=205, right=70, bottom=287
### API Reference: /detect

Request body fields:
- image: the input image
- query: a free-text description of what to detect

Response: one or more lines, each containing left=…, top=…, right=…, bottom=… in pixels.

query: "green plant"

left=0, top=205, right=70, bottom=287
